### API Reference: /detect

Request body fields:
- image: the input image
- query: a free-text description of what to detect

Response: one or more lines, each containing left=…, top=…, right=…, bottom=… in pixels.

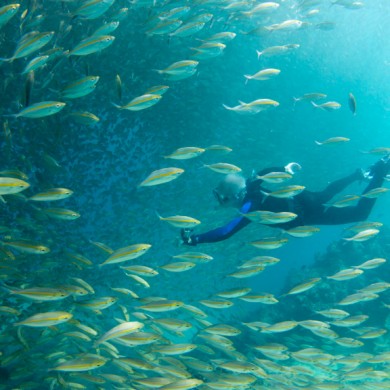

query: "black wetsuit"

left=188, top=160, right=388, bottom=245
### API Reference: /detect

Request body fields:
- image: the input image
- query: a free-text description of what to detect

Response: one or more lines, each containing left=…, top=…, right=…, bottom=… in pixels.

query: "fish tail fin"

left=314, top=140, right=322, bottom=145
left=244, top=76, right=250, bottom=85
left=111, top=102, right=122, bottom=109
left=311, top=101, right=319, bottom=109
left=256, top=50, right=262, bottom=60
left=222, top=104, right=232, bottom=110
left=260, top=190, right=269, bottom=204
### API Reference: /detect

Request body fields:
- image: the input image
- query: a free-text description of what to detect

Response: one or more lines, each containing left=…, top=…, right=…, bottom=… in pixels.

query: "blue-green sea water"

left=0, top=0, right=389, bottom=388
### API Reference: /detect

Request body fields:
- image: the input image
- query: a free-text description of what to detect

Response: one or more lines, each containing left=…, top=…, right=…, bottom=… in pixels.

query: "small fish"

left=348, top=92, right=357, bottom=115
left=262, top=321, right=298, bottom=333
left=3, top=240, right=50, bottom=254
left=216, top=288, right=252, bottom=298
left=239, top=256, right=280, bottom=268
left=256, top=44, right=299, bottom=59
left=139, top=300, right=183, bottom=312
left=6, top=101, right=66, bottom=119
left=160, top=261, right=196, bottom=272
left=325, top=194, right=360, bottom=208
left=29, top=188, right=73, bottom=201
left=92, top=21, right=120, bottom=37
left=120, top=265, right=158, bottom=277
left=0, top=177, right=30, bottom=195
left=42, top=208, right=80, bottom=220
left=343, top=228, right=380, bottom=242
left=335, top=338, right=363, bottom=348
left=202, top=32, right=236, bottom=43
left=156, top=60, right=198, bottom=76
left=311, top=101, right=341, bottom=110
left=257, top=171, right=292, bottom=183
left=68, top=111, right=100, bottom=126
left=362, top=187, right=389, bottom=198
left=191, top=42, right=226, bottom=60
left=262, top=185, right=305, bottom=198
left=203, top=162, right=241, bottom=174
left=347, top=222, right=383, bottom=233
left=50, top=355, right=107, bottom=372
left=244, top=211, right=298, bottom=225
left=241, top=2, right=279, bottom=17
left=153, top=344, right=197, bottom=356
left=240, top=294, right=278, bottom=304
left=112, top=94, right=161, bottom=111
left=21, top=55, right=50, bottom=74
left=100, top=244, right=151, bottom=266
left=331, top=314, right=368, bottom=327
left=61, top=76, right=100, bottom=99
left=250, top=237, right=288, bottom=249
left=285, top=226, right=320, bottom=237
left=157, top=214, right=201, bottom=228
left=14, top=311, right=73, bottom=327
left=69, top=35, right=115, bottom=56
left=316, top=309, right=350, bottom=319
left=9, top=287, right=69, bottom=301
left=266, top=19, right=304, bottom=31
left=1, top=31, right=54, bottom=61
left=146, top=19, right=183, bottom=36
left=95, top=321, right=144, bottom=345
left=139, top=167, right=184, bottom=187
left=77, top=296, right=117, bottom=310
left=293, top=92, right=327, bottom=103
left=0, top=4, right=20, bottom=29
left=218, top=361, right=260, bottom=374
left=284, top=278, right=321, bottom=296
left=223, top=99, right=279, bottom=114
left=145, top=85, right=169, bottom=95
left=74, top=0, right=115, bottom=20
left=152, top=318, right=192, bottom=331
left=227, top=266, right=265, bottom=278
left=172, top=252, right=213, bottom=263
left=199, top=299, right=233, bottom=309
left=352, top=258, right=386, bottom=270
left=244, top=68, right=281, bottom=83
left=205, top=145, right=233, bottom=154
left=170, top=21, right=206, bottom=37
left=164, top=147, right=205, bottom=160
left=115, top=74, right=122, bottom=101
left=315, top=137, right=350, bottom=146
left=327, top=268, right=364, bottom=281
left=338, top=292, right=379, bottom=305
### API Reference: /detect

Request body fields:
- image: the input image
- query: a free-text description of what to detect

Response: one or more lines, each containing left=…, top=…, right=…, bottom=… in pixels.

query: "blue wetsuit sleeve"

left=191, top=201, right=252, bottom=245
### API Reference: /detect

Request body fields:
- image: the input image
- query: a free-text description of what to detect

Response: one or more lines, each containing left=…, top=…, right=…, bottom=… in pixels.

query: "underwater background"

left=0, top=0, right=389, bottom=388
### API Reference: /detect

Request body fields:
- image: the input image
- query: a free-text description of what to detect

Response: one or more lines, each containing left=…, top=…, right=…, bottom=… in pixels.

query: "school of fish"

left=0, top=0, right=389, bottom=389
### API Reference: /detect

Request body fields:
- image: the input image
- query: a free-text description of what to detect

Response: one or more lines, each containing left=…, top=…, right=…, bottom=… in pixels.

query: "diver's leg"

left=314, top=169, right=363, bottom=204
left=319, top=155, right=390, bottom=224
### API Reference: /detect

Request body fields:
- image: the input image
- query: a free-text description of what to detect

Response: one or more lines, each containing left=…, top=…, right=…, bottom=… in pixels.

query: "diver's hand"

left=180, top=228, right=195, bottom=246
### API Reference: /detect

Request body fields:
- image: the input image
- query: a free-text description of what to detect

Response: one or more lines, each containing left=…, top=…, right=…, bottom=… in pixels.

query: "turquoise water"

left=0, top=0, right=389, bottom=388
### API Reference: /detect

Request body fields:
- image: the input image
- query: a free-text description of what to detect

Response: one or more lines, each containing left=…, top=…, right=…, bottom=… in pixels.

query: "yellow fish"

left=14, top=311, right=73, bottom=327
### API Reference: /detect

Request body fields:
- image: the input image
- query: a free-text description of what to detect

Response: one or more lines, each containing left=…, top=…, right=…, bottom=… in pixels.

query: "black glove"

left=181, top=228, right=196, bottom=246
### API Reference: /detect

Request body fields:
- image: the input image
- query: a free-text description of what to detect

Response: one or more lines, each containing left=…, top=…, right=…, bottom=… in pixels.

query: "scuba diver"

left=181, top=155, right=390, bottom=246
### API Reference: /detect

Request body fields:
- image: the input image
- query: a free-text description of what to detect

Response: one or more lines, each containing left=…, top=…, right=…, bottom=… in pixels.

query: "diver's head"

left=213, top=174, right=247, bottom=207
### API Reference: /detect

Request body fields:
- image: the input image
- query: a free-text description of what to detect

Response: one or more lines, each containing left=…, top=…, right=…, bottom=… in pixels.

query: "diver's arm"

left=184, top=201, right=252, bottom=245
